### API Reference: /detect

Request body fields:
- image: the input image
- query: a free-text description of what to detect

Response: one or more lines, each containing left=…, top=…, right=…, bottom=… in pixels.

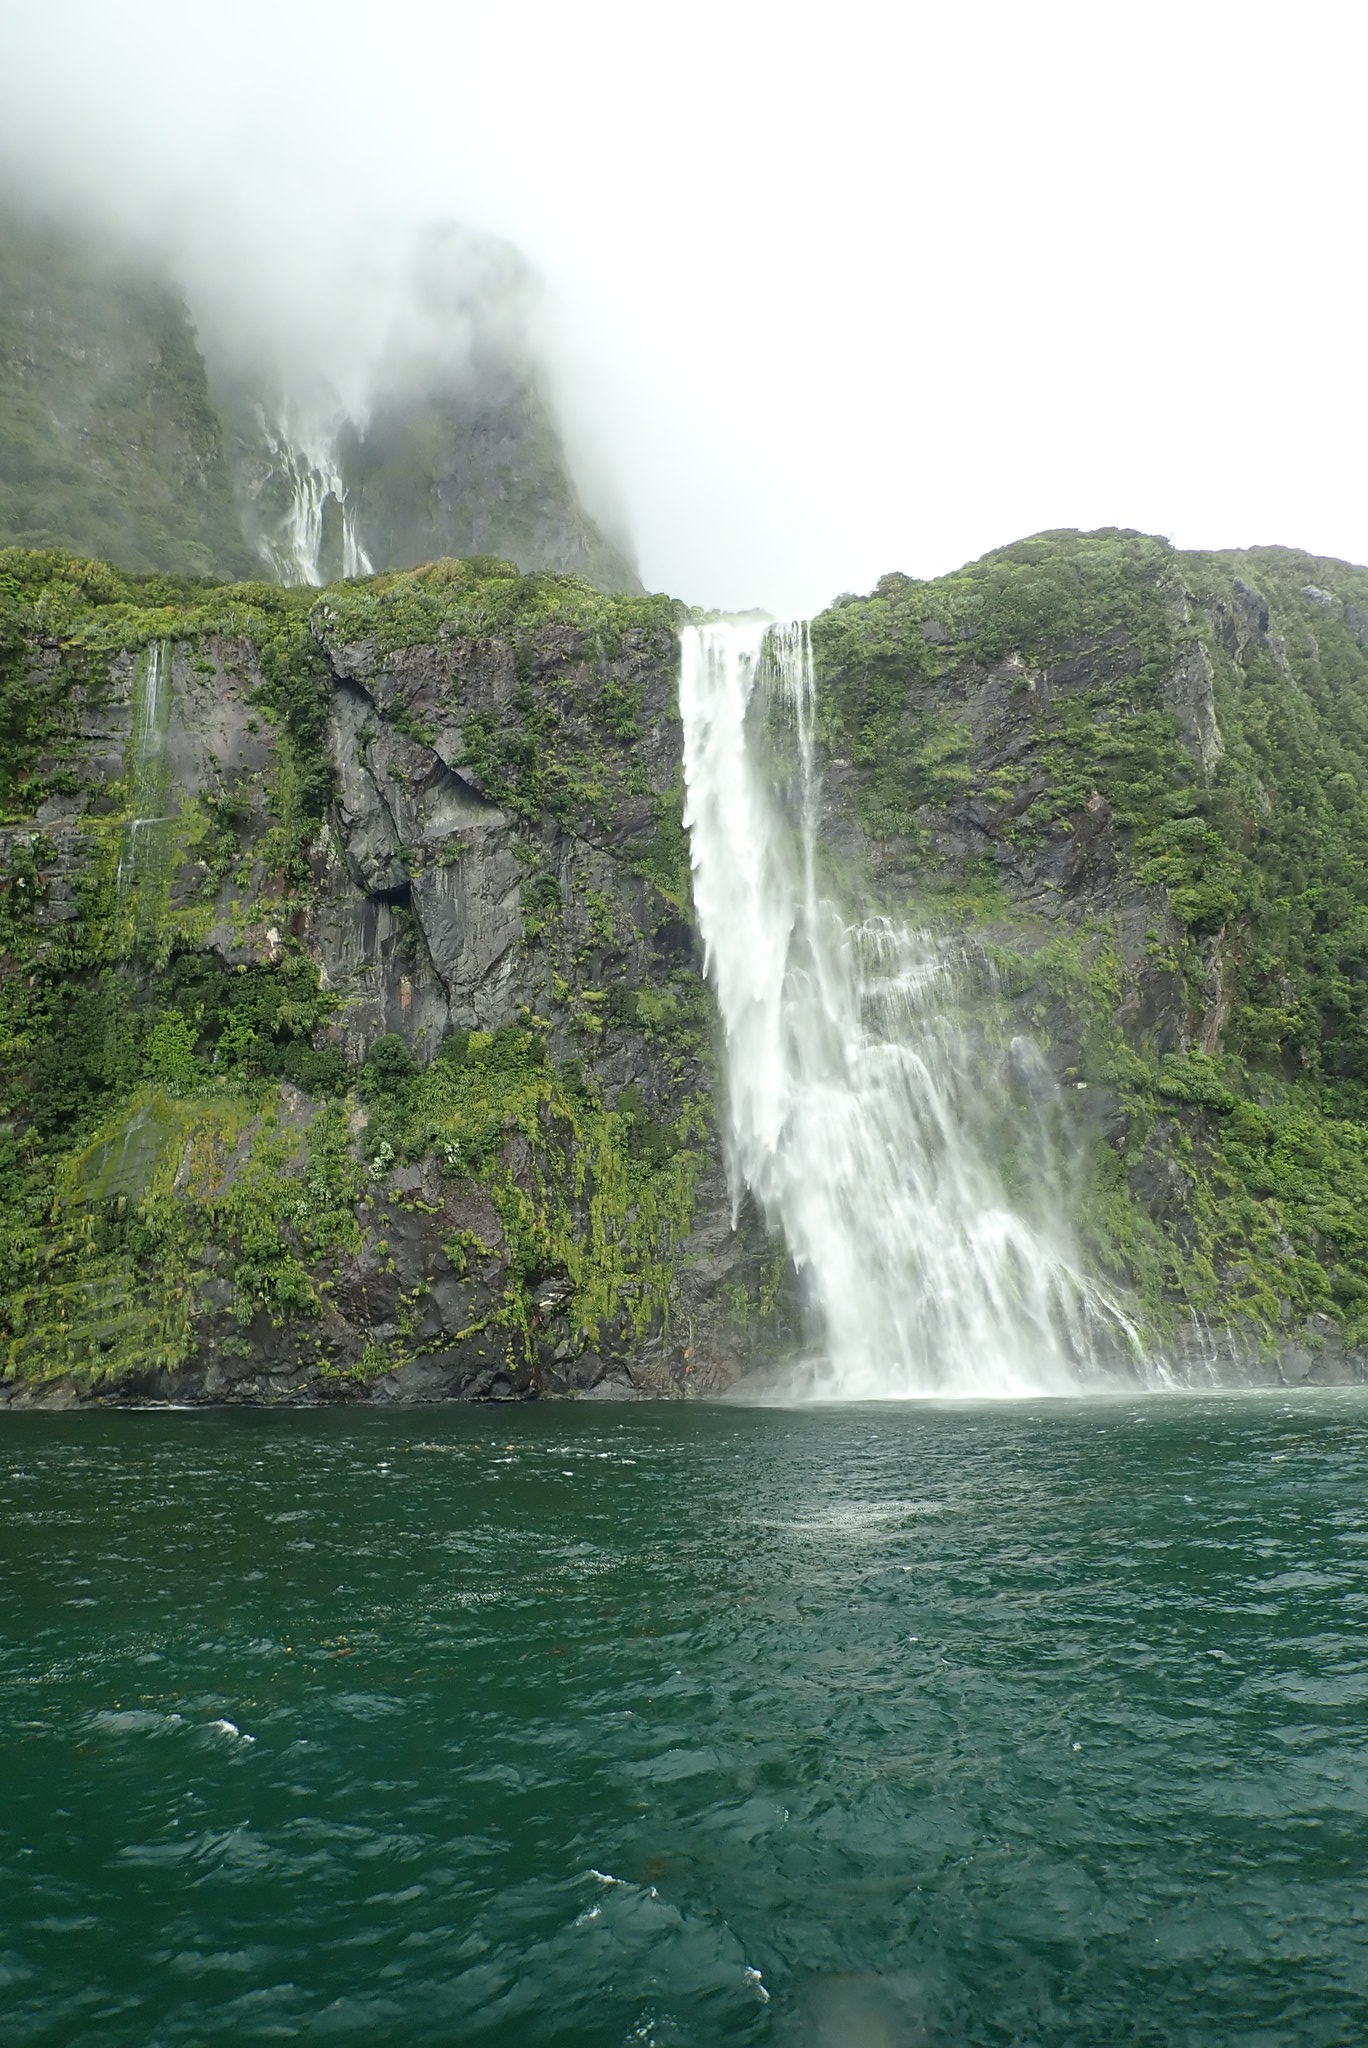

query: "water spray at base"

left=679, top=619, right=1151, bottom=1397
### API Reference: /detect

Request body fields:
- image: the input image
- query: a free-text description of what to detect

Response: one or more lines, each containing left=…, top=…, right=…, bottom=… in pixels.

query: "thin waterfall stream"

left=680, top=618, right=1149, bottom=1397
left=114, top=639, right=177, bottom=957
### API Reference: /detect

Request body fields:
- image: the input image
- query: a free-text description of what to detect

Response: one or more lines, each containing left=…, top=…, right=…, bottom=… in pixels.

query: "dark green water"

left=3, top=1395, right=1368, bottom=2046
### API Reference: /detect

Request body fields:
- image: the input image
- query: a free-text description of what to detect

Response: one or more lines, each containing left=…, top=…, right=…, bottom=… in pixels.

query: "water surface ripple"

left=3, top=1395, right=1367, bottom=2044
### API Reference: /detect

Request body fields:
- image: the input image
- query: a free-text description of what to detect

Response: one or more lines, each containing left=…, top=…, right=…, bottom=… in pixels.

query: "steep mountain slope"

left=0, top=213, right=251, bottom=579
left=812, top=530, right=1368, bottom=1379
left=0, top=209, right=639, bottom=593
left=343, top=373, right=636, bottom=594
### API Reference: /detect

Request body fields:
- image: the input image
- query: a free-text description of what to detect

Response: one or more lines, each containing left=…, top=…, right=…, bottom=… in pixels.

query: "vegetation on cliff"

left=7, top=527, right=1368, bottom=1395
left=814, top=529, right=1368, bottom=1358
left=0, top=214, right=252, bottom=580
left=0, top=548, right=733, bottom=1399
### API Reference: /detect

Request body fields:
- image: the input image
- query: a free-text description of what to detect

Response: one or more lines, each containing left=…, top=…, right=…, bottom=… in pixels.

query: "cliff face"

left=342, top=373, right=637, bottom=596
left=0, top=551, right=778, bottom=1405
left=6, top=529, right=1368, bottom=1406
left=334, top=218, right=639, bottom=593
left=811, top=530, right=1368, bottom=1383
left=0, top=215, right=251, bottom=580
left=0, top=210, right=639, bottom=594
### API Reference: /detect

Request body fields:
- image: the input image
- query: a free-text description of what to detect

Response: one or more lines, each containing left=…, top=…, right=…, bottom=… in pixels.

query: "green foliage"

left=209, top=1100, right=365, bottom=1321
left=1154, top=1052, right=1237, bottom=1112
left=359, top=1033, right=420, bottom=1118
left=456, top=688, right=629, bottom=833
left=600, top=676, right=644, bottom=740
left=364, top=1022, right=704, bottom=1351
left=253, top=614, right=336, bottom=848
left=521, top=869, right=562, bottom=941
left=154, top=950, right=343, bottom=1090
left=314, top=558, right=680, bottom=658
left=142, top=1011, right=198, bottom=1088
left=14, top=972, right=140, bottom=1139
left=812, top=529, right=1178, bottom=842
left=628, top=783, right=693, bottom=907
left=816, top=530, right=1368, bottom=1347
left=0, top=942, right=350, bottom=1376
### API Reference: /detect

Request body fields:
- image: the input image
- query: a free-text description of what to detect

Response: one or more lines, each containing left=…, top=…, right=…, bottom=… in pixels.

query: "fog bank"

left=1, top=0, right=1364, bottom=614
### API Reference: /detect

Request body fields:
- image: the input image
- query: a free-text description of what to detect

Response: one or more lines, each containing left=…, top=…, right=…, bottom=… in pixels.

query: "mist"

left=1, top=0, right=1365, bottom=616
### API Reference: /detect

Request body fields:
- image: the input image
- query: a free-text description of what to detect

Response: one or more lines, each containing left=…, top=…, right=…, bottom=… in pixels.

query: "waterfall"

left=115, top=640, right=177, bottom=958
left=679, top=619, right=1148, bottom=1398
left=254, top=415, right=373, bottom=587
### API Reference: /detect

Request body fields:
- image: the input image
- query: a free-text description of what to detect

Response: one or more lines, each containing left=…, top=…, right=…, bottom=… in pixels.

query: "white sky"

left=1, top=0, right=1364, bottom=615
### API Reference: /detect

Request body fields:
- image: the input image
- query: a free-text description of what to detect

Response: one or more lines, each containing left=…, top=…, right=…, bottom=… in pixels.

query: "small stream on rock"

left=679, top=619, right=1149, bottom=1397
left=114, top=639, right=176, bottom=959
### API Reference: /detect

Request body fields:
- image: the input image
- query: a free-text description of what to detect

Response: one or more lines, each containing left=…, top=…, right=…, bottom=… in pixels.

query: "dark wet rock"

left=1162, top=639, right=1223, bottom=776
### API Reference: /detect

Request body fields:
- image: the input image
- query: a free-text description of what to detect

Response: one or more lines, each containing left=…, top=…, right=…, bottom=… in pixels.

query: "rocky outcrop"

left=1162, top=638, right=1222, bottom=777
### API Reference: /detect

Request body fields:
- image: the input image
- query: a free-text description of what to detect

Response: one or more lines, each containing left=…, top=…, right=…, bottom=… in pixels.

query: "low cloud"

left=2, top=0, right=1365, bottom=615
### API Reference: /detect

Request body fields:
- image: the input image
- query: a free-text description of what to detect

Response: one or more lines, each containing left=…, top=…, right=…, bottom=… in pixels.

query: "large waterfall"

left=679, top=619, right=1146, bottom=1397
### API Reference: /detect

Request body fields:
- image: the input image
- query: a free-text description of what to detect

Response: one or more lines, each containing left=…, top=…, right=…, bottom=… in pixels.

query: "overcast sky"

left=1, top=0, right=1364, bottom=615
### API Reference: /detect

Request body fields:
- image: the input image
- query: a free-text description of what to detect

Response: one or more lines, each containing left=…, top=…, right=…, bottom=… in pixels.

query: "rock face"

left=342, top=372, right=637, bottom=595
left=0, top=554, right=781, bottom=1406
left=0, top=211, right=252, bottom=579
left=334, top=219, right=639, bottom=592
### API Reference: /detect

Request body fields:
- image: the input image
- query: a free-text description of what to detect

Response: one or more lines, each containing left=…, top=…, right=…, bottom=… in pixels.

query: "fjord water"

left=4, top=1400, right=1368, bottom=2045
left=679, top=622, right=1142, bottom=1397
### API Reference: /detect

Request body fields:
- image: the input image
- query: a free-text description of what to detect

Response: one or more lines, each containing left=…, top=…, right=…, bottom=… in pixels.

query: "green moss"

left=0, top=1078, right=373, bottom=1384
left=367, top=1024, right=705, bottom=1356
left=314, top=557, right=680, bottom=659
left=209, top=1100, right=364, bottom=1322
left=1, top=1086, right=253, bottom=1384
left=628, top=781, right=693, bottom=909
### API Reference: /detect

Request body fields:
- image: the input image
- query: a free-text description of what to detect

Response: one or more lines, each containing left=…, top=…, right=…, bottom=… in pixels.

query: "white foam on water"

left=88, top=1709, right=184, bottom=1736
left=209, top=1718, right=256, bottom=1744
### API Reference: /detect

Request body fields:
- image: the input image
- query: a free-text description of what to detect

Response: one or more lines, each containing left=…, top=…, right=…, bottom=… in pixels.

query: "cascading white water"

left=114, top=639, right=179, bottom=957
left=254, top=415, right=373, bottom=587
left=679, top=618, right=1147, bottom=1397
left=115, top=640, right=169, bottom=895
